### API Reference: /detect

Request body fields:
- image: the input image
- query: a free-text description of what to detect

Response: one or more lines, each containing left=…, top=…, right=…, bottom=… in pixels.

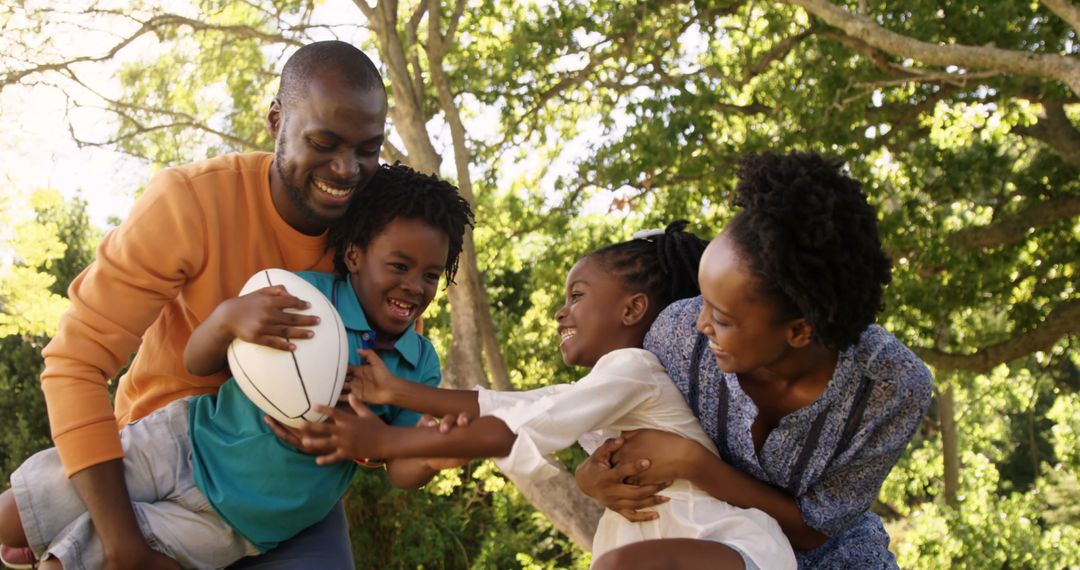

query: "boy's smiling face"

left=344, top=217, right=448, bottom=340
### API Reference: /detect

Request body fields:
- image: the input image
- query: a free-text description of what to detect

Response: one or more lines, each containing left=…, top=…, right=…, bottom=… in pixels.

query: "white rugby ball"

left=226, top=268, right=348, bottom=428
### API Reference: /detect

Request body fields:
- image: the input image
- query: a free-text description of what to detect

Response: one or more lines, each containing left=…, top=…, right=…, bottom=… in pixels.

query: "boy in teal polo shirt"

left=0, top=164, right=474, bottom=568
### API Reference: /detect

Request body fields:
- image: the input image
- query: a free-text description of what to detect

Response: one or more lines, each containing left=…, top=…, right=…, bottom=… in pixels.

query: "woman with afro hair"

left=577, top=151, right=934, bottom=569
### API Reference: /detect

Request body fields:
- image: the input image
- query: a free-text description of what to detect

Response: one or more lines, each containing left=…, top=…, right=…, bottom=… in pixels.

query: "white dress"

left=477, top=348, right=796, bottom=570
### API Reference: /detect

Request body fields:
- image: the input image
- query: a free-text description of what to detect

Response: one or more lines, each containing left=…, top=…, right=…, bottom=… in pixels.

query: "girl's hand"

left=574, top=437, right=671, bottom=522
left=418, top=412, right=472, bottom=434
left=217, top=286, right=318, bottom=351
left=297, top=392, right=389, bottom=465
left=416, top=413, right=473, bottom=470
left=613, top=429, right=717, bottom=486
left=349, top=348, right=404, bottom=405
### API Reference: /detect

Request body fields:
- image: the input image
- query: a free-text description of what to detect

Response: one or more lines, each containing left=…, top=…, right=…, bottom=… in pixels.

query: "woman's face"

left=695, top=234, right=799, bottom=374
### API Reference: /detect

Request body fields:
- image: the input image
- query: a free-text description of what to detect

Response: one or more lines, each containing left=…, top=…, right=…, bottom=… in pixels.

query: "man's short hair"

left=277, top=41, right=384, bottom=105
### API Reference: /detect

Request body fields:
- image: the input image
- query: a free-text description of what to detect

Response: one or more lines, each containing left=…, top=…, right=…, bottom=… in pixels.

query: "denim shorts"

left=11, top=398, right=259, bottom=570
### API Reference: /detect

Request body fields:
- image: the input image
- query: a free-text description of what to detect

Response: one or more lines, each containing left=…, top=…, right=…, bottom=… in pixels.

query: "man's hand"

left=574, top=437, right=671, bottom=522
left=219, top=285, right=318, bottom=351
left=69, top=460, right=182, bottom=570
left=297, top=393, right=390, bottom=465
left=349, top=348, right=406, bottom=405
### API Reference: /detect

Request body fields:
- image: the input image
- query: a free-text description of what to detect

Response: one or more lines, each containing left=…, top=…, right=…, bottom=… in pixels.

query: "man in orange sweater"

left=29, top=40, right=387, bottom=569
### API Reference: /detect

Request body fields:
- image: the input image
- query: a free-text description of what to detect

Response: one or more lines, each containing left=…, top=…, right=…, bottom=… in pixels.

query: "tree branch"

left=1011, top=101, right=1080, bottom=168
left=2, top=12, right=297, bottom=93
left=914, top=299, right=1080, bottom=373
left=783, top=0, right=1080, bottom=97
left=1042, top=0, right=1080, bottom=34
left=946, top=195, right=1080, bottom=251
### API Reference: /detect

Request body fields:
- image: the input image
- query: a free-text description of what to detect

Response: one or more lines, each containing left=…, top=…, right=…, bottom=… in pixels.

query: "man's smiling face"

left=268, top=71, right=387, bottom=235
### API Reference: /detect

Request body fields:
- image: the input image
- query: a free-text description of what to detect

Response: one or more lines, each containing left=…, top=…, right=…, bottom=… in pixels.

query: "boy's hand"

left=263, top=416, right=321, bottom=454
left=218, top=285, right=318, bottom=351
left=350, top=348, right=404, bottom=405
left=298, top=392, right=389, bottom=465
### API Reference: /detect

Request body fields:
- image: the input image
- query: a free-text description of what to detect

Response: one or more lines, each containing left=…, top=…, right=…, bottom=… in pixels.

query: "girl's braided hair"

left=587, top=220, right=709, bottom=314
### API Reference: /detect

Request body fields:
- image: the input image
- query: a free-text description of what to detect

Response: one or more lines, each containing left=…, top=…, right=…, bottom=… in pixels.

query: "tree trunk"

left=940, top=384, right=960, bottom=508
left=364, top=0, right=602, bottom=548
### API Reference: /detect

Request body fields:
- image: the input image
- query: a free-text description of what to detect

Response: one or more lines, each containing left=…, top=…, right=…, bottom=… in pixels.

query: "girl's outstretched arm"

left=352, top=348, right=480, bottom=417
left=298, top=393, right=515, bottom=466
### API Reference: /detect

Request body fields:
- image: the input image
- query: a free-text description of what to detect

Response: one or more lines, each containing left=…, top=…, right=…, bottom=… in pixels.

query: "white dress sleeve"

left=483, top=349, right=662, bottom=480
left=475, top=384, right=567, bottom=415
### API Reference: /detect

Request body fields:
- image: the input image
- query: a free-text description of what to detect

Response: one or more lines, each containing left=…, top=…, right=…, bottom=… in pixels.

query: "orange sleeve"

left=41, top=167, right=208, bottom=476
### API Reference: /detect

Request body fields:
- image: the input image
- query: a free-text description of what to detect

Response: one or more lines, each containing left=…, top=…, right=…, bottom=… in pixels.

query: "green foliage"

left=345, top=461, right=589, bottom=568
left=0, top=190, right=101, bottom=483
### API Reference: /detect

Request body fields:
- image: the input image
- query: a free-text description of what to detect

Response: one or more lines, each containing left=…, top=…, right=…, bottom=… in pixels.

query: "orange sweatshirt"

left=41, top=152, right=335, bottom=476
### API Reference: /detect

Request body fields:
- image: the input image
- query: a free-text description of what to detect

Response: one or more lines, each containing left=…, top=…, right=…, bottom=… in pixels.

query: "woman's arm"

left=645, top=431, right=827, bottom=549
left=584, top=429, right=828, bottom=550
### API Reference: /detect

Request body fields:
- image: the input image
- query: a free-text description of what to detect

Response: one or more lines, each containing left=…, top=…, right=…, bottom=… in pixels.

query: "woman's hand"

left=613, top=429, right=717, bottom=486
left=574, top=437, right=671, bottom=522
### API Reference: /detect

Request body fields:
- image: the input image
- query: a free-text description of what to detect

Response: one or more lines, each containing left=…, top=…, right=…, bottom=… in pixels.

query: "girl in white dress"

left=298, top=222, right=796, bottom=570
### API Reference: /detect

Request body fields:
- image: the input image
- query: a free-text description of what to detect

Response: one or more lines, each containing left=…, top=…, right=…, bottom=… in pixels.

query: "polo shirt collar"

left=332, top=276, right=421, bottom=367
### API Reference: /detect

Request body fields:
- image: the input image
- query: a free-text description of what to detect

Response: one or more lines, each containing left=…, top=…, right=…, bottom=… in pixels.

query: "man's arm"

left=40, top=168, right=208, bottom=565
left=70, top=461, right=181, bottom=568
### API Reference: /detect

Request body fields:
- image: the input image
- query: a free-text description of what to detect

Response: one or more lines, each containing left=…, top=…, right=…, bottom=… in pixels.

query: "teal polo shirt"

left=188, top=271, right=442, bottom=552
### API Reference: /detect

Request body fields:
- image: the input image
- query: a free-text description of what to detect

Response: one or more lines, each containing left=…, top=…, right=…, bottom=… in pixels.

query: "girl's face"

left=695, top=234, right=800, bottom=374
left=344, top=217, right=448, bottom=340
left=555, top=257, right=637, bottom=368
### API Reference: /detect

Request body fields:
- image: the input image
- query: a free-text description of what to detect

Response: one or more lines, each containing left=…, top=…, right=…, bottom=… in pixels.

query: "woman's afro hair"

left=726, top=151, right=892, bottom=350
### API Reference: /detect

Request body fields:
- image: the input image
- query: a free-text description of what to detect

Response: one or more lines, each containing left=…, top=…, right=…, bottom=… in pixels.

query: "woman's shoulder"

left=644, top=296, right=702, bottom=355
left=852, top=325, right=934, bottom=404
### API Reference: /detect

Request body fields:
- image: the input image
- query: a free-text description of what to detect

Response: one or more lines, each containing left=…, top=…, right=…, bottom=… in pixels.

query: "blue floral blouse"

left=643, top=296, right=934, bottom=569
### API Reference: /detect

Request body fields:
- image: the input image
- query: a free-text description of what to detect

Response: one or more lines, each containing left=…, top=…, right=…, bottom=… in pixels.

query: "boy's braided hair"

left=328, top=162, right=474, bottom=285
left=587, top=220, right=709, bottom=314
left=726, top=151, right=892, bottom=350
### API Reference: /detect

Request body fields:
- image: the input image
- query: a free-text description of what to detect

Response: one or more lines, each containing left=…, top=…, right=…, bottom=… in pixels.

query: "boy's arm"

left=184, top=287, right=316, bottom=376
left=352, top=348, right=480, bottom=417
